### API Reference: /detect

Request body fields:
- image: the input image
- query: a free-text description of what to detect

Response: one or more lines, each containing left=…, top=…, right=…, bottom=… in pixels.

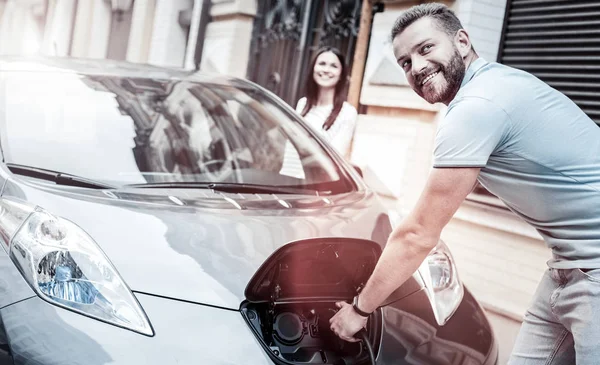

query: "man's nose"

left=411, top=55, right=428, bottom=75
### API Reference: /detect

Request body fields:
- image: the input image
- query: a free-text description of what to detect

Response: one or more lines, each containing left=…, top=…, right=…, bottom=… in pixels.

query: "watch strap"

left=352, top=296, right=371, bottom=317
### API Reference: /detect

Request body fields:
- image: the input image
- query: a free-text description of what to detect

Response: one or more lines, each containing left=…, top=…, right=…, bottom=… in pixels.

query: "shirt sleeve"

left=433, top=97, right=511, bottom=168
left=295, top=97, right=307, bottom=114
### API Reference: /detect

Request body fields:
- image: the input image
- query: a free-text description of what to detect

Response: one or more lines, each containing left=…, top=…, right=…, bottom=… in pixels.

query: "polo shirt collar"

left=460, top=57, right=488, bottom=89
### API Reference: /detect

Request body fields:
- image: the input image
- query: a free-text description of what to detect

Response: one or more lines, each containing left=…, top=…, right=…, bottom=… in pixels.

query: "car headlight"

left=388, top=210, right=463, bottom=326
left=0, top=198, right=153, bottom=336
left=418, top=240, right=464, bottom=326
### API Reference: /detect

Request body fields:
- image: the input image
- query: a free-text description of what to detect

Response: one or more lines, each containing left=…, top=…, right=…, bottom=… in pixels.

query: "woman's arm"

left=295, top=97, right=307, bottom=114
left=329, top=104, right=357, bottom=158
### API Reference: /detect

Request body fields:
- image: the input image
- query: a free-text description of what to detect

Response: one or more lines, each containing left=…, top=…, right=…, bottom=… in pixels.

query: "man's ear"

left=454, top=29, right=472, bottom=58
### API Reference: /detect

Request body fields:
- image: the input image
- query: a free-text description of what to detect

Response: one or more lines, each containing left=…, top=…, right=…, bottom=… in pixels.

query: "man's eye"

left=422, top=44, right=433, bottom=52
left=402, top=60, right=411, bottom=69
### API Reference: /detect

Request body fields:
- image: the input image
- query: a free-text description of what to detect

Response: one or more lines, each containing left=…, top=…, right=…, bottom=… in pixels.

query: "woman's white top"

left=278, top=98, right=357, bottom=179
left=295, top=97, right=358, bottom=156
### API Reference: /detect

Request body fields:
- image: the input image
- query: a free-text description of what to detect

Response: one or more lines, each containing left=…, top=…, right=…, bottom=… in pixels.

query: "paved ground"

left=485, top=310, right=522, bottom=365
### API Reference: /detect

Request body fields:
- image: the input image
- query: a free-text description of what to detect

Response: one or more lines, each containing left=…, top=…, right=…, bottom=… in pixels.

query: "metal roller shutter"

left=498, top=0, right=600, bottom=125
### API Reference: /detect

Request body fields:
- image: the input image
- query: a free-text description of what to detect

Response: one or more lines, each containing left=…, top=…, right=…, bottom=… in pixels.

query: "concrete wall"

left=455, top=0, right=507, bottom=61
left=443, top=203, right=549, bottom=318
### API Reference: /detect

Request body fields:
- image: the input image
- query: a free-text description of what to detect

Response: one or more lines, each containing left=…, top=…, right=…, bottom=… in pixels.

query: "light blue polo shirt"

left=434, top=58, right=600, bottom=269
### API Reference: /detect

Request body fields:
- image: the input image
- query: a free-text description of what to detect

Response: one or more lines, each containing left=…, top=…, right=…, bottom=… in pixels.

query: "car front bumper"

left=1, top=293, right=272, bottom=365
left=1, top=289, right=498, bottom=365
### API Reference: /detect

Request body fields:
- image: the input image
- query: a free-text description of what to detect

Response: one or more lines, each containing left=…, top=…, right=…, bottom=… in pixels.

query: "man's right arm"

left=356, top=166, right=480, bottom=313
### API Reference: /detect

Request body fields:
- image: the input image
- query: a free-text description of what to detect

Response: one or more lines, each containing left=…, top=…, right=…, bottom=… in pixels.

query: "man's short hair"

left=390, top=3, right=464, bottom=41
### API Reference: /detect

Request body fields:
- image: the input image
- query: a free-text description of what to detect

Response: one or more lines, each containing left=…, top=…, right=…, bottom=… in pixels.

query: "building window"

left=497, top=0, right=600, bottom=126
left=470, top=0, right=600, bottom=209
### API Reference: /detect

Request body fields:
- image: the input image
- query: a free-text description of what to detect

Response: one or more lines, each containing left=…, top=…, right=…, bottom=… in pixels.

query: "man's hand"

left=329, top=301, right=368, bottom=342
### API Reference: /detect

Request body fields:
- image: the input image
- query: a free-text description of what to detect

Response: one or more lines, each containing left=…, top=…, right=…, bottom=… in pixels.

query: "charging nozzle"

left=357, top=329, right=375, bottom=365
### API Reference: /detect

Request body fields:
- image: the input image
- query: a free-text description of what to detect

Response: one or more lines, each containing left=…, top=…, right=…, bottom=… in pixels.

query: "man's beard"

left=415, top=49, right=465, bottom=104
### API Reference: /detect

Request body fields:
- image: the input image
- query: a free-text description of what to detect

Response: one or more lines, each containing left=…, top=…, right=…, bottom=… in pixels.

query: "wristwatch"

left=352, top=295, right=372, bottom=317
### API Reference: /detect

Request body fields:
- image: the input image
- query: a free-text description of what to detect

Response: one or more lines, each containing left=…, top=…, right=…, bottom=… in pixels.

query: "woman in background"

left=296, top=47, right=358, bottom=158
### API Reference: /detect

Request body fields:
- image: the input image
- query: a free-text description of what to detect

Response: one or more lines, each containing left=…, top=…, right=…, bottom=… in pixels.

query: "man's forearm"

left=357, top=226, right=438, bottom=313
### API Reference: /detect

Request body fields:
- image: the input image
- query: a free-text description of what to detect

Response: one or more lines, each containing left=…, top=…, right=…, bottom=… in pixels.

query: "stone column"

left=147, top=0, right=193, bottom=68
left=0, top=2, right=5, bottom=23
left=70, top=0, right=111, bottom=58
left=126, top=0, right=157, bottom=63
left=453, top=0, right=507, bottom=61
left=0, top=0, right=46, bottom=55
left=199, top=0, right=256, bottom=78
left=0, top=1, right=20, bottom=54
left=183, top=0, right=203, bottom=70
left=41, top=0, right=77, bottom=56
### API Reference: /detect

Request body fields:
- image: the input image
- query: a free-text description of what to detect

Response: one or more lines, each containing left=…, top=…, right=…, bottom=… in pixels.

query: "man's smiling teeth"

left=421, top=71, right=439, bottom=85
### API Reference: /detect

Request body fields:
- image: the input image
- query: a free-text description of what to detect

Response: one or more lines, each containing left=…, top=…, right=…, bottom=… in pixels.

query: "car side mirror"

left=351, top=164, right=363, bottom=178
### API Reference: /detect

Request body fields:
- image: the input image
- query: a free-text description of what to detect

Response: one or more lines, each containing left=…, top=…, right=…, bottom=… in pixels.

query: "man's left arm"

left=329, top=166, right=480, bottom=341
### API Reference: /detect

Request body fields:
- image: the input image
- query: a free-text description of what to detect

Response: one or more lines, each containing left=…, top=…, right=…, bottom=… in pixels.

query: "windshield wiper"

left=126, top=182, right=321, bottom=195
left=7, top=163, right=117, bottom=190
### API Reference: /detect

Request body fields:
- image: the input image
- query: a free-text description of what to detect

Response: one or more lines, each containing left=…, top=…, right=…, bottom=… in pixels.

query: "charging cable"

left=357, top=329, right=375, bottom=365
left=329, top=307, right=376, bottom=364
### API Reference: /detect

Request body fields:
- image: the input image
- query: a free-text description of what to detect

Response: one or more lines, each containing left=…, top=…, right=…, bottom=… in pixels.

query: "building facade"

left=0, top=0, right=204, bottom=69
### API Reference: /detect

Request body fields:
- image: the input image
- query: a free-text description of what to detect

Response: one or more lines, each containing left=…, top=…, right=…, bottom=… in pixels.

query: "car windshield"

left=0, top=68, right=354, bottom=194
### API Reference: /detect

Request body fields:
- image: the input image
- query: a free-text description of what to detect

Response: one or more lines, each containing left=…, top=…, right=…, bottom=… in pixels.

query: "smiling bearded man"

left=414, top=45, right=464, bottom=104
left=329, top=3, right=600, bottom=365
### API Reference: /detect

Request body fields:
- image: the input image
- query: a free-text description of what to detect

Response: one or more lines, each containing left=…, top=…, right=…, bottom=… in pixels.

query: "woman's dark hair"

left=301, top=47, right=348, bottom=131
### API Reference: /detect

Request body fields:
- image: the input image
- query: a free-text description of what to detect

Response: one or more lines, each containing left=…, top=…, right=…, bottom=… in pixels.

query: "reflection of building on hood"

left=80, top=76, right=288, bottom=180
left=151, top=84, right=222, bottom=177
left=188, top=84, right=286, bottom=173
left=80, top=76, right=173, bottom=178
left=180, top=103, right=214, bottom=158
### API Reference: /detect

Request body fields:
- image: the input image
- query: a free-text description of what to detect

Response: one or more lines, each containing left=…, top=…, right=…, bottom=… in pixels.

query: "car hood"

left=3, top=179, right=394, bottom=309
